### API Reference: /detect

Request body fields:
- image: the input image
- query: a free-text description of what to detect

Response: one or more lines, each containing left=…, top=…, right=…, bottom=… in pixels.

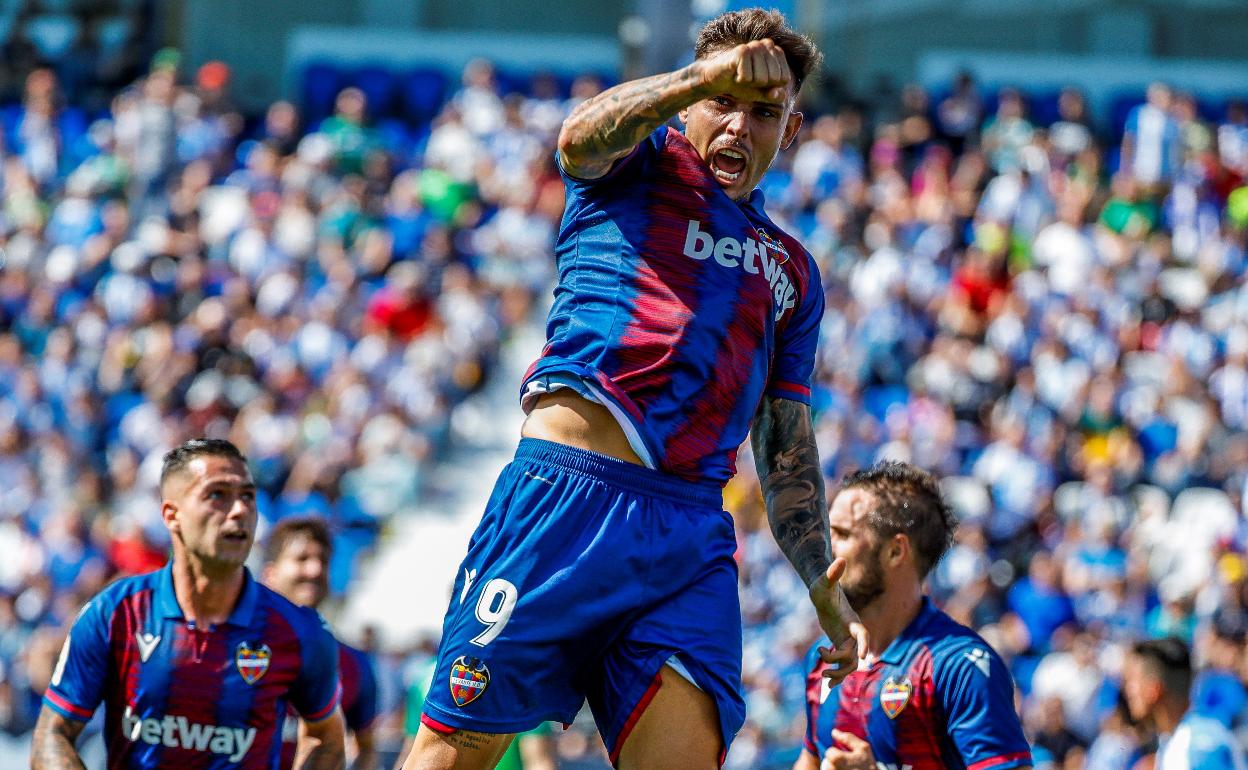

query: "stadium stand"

left=3, top=32, right=1248, bottom=770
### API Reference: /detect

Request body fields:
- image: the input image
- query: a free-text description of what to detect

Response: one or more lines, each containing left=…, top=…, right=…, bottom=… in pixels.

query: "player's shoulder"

left=337, top=638, right=373, bottom=670
left=83, top=568, right=165, bottom=620
left=802, top=638, right=827, bottom=673
left=253, top=581, right=333, bottom=638
left=916, top=607, right=1003, bottom=672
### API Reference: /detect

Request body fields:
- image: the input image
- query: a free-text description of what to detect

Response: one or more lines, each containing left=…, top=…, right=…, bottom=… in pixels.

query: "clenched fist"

left=697, top=39, right=793, bottom=103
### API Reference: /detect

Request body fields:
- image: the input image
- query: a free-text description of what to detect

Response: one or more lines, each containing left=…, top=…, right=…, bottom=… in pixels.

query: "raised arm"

left=557, top=39, right=793, bottom=180
left=31, top=706, right=88, bottom=770
left=752, top=396, right=865, bottom=682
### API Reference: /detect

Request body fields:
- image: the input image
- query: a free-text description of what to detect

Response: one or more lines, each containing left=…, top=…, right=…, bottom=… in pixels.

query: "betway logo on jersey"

left=683, top=220, right=797, bottom=321
left=122, top=706, right=256, bottom=762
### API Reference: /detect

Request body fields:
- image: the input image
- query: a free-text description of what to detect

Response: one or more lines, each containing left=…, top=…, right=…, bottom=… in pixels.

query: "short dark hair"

left=839, top=461, right=955, bottom=578
left=160, top=438, right=247, bottom=494
left=1131, top=637, right=1192, bottom=697
left=694, top=8, right=823, bottom=95
left=264, top=516, right=333, bottom=565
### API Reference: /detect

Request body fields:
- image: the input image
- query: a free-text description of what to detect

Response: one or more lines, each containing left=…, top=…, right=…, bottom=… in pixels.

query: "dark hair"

left=159, top=438, right=247, bottom=494
left=1131, top=637, right=1192, bottom=697
left=839, top=461, right=955, bottom=578
left=694, top=8, right=823, bottom=95
left=264, top=516, right=333, bottom=565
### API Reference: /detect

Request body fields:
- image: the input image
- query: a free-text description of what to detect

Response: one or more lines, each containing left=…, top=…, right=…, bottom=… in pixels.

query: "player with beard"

left=263, top=517, right=379, bottom=770
left=795, top=462, right=1032, bottom=770
left=33, top=439, right=345, bottom=769
left=406, top=8, right=865, bottom=770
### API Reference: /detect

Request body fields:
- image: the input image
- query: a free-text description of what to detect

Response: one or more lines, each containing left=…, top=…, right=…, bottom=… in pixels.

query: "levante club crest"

left=880, top=676, right=913, bottom=719
left=235, top=641, right=272, bottom=685
left=449, top=656, right=491, bottom=707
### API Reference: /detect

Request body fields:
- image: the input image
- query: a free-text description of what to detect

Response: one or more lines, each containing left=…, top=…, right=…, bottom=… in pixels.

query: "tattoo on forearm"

left=32, top=712, right=88, bottom=770
left=752, top=397, right=831, bottom=588
left=560, top=65, right=705, bottom=174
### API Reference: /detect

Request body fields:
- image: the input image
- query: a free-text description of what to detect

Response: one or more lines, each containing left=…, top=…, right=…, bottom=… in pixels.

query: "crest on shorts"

left=880, top=676, right=913, bottom=719
left=235, top=641, right=272, bottom=685
left=449, top=656, right=490, bottom=707
left=756, top=227, right=791, bottom=264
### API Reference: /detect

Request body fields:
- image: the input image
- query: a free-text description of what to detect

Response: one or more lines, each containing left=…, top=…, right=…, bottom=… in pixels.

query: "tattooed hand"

left=752, top=396, right=867, bottom=686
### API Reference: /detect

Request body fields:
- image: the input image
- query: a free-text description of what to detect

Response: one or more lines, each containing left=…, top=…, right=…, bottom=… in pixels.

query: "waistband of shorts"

left=514, top=438, right=723, bottom=508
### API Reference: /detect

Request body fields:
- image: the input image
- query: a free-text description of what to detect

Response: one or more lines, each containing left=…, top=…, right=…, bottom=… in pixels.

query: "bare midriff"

left=521, top=390, right=645, bottom=466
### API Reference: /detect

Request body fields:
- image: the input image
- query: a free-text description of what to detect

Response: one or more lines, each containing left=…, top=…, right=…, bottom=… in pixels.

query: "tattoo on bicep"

left=753, top=397, right=830, bottom=586
left=565, top=66, right=701, bottom=165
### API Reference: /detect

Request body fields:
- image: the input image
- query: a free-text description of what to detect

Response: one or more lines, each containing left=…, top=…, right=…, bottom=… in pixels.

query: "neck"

left=172, top=552, right=245, bottom=627
left=1155, top=696, right=1189, bottom=735
left=857, top=583, right=925, bottom=658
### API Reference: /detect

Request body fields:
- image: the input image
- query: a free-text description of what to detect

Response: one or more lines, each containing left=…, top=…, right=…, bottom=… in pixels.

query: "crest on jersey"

left=235, top=641, right=272, bottom=685
left=880, top=676, right=913, bottom=719
left=449, top=656, right=490, bottom=707
left=755, top=227, right=791, bottom=265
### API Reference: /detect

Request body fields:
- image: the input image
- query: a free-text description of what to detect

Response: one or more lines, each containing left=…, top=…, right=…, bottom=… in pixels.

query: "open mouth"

left=221, top=530, right=249, bottom=543
left=710, top=147, right=748, bottom=184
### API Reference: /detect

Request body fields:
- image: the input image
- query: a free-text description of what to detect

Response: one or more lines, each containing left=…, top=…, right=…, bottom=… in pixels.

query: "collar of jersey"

left=877, top=596, right=939, bottom=665
left=154, top=563, right=260, bottom=627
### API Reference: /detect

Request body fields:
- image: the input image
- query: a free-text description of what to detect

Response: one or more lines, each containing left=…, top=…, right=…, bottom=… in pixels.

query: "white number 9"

left=471, top=578, right=519, bottom=647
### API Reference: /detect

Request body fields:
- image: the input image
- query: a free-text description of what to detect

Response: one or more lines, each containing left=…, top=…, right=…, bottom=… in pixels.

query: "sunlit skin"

left=826, top=487, right=891, bottom=611
left=680, top=40, right=805, bottom=201
left=264, top=534, right=331, bottom=609
left=160, top=455, right=258, bottom=624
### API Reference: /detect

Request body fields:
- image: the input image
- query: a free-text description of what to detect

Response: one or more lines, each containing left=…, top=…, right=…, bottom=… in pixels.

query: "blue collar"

left=878, top=596, right=938, bottom=665
left=154, top=562, right=259, bottom=628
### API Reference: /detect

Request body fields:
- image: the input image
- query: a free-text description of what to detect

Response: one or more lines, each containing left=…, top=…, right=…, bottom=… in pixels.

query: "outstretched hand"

left=698, top=38, right=792, bottom=104
left=809, top=558, right=868, bottom=687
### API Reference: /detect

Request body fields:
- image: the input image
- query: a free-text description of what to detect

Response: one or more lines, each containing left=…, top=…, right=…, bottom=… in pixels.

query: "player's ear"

left=781, top=110, right=803, bottom=150
left=678, top=106, right=690, bottom=125
left=161, top=499, right=180, bottom=534
left=887, top=533, right=908, bottom=568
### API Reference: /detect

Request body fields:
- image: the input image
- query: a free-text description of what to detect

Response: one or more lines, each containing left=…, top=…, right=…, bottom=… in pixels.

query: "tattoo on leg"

left=446, top=730, right=494, bottom=753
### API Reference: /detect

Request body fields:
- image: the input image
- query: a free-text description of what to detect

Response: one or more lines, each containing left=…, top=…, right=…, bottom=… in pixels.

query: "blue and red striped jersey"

left=279, top=638, right=378, bottom=770
left=803, top=598, right=1032, bottom=770
left=523, top=125, right=824, bottom=484
left=43, top=564, right=341, bottom=769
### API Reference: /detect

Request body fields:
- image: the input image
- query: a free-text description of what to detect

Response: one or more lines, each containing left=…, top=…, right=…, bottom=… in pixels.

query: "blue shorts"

left=421, top=439, right=745, bottom=764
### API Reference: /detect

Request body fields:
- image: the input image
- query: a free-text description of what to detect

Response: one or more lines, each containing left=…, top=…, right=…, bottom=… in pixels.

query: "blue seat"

left=301, top=61, right=345, bottom=124
left=400, top=67, right=447, bottom=127
left=349, top=65, right=397, bottom=119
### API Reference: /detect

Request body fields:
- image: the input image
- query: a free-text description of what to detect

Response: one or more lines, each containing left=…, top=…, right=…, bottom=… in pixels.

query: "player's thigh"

left=616, top=664, right=722, bottom=770
left=400, top=723, right=515, bottom=770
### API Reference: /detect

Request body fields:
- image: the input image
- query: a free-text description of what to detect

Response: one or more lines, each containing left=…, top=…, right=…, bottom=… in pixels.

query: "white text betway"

left=682, top=220, right=797, bottom=321
left=122, top=706, right=256, bottom=762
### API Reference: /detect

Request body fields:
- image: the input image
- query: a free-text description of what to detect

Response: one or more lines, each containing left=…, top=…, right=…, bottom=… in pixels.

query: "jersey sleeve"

left=767, top=251, right=825, bottom=405
left=802, top=643, right=820, bottom=754
left=290, top=611, right=341, bottom=722
left=342, top=647, right=379, bottom=731
left=556, top=125, right=665, bottom=188
left=43, top=599, right=111, bottom=721
left=934, top=642, right=1033, bottom=770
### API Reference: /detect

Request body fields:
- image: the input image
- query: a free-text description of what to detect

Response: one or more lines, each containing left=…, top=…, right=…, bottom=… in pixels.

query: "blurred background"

left=4, top=0, right=1248, bottom=768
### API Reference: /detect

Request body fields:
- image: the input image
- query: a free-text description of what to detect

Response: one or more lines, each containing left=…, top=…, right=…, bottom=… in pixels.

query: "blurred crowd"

left=1, top=35, right=1248, bottom=770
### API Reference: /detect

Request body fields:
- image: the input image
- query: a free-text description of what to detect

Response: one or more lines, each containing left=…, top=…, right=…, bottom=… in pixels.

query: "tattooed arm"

left=753, top=396, right=866, bottom=684
left=557, top=39, right=793, bottom=179
left=31, top=707, right=88, bottom=770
